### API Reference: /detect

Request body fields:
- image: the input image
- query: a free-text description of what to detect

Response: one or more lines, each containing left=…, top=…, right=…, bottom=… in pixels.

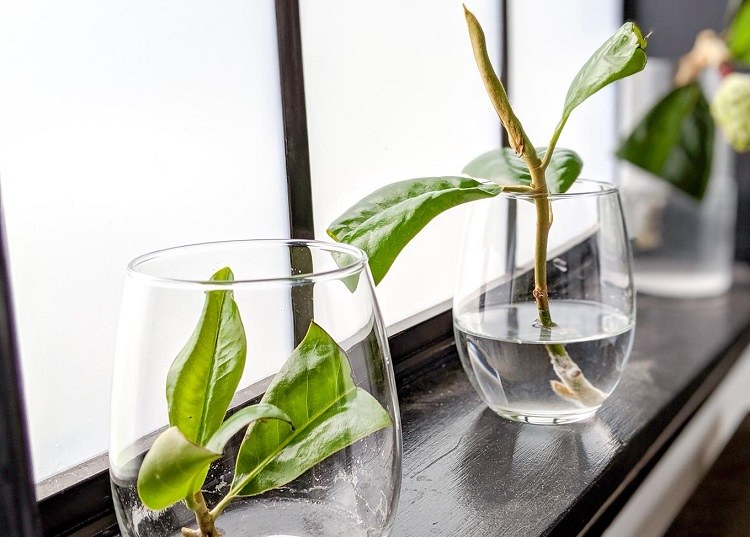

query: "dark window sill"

left=391, top=265, right=750, bottom=536
left=38, top=265, right=750, bottom=536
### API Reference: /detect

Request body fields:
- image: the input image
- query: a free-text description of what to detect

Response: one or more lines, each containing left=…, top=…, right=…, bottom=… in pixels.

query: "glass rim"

left=495, top=178, right=620, bottom=200
left=126, top=239, right=369, bottom=287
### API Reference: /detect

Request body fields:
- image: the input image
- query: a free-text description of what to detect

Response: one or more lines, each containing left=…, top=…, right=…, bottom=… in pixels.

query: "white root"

left=546, top=345, right=607, bottom=407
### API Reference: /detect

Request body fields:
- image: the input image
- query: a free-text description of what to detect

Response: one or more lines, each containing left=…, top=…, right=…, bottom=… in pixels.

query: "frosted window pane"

left=508, top=0, right=621, bottom=183
left=302, top=0, right=502, bottom=327
left=0, top=0, right=288, bottom=481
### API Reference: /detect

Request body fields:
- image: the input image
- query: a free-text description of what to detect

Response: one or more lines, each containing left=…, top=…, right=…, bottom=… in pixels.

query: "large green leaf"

left=463, top=147, right=582, bottom=194
left=231, top=322, right=392, bottom=497
left=728, top=0, right=750, bottom=64
left=327, top=177, right=501, bottom=284
left=166, top=267, right=247, bottom=446
left=137, top=405, right=291, bottom=511
left=562, top=22, right=647, bottom=127
left=617, top=83, right=714, bottom=200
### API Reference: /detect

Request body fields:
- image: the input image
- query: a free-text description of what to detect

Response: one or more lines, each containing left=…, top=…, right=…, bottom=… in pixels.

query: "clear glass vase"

left=619, top=58, right=737, bottom=298
left=109, top=240, right=402, bottom=537
left=453, top=180, right=636, bottom=424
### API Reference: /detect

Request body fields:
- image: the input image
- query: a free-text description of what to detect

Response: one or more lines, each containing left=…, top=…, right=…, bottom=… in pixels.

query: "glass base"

left=489, top=406, right=599, bottom=425
left=163, top=498, right=390, bottom=537
left=634, top=263, right=732, bottom=299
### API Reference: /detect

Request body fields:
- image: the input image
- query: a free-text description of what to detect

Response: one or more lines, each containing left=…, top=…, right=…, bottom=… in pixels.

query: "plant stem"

left=209, top=490, right=236, bottom=521
left=465, top=5, right=605, bottom=407
left=532, top=195, right=555, bottom=328
left=531, top=191, right=606, bottom=407
left=183, top=491, right=222, bottom=537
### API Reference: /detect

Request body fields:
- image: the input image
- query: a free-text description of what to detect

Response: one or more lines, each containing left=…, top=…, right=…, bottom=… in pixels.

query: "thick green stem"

left=533, top=195, right=555, bottom=328
left=183, top=492, right=222, bottom=537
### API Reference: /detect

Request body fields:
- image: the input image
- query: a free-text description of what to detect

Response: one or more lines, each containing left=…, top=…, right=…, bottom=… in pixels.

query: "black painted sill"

left=391, top=265, right=750, bottom=537
left=37, top=266, right=750, bottom=536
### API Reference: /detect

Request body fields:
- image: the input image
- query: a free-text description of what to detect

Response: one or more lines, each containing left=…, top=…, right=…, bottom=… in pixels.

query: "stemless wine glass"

left=453, top=180, right=636, bottom=425
left=110, top=239, right=402, bottom=537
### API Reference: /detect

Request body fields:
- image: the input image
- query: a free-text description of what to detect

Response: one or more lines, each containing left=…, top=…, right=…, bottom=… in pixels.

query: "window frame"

left=6, top=0, right=512, bottom=534
left=0, top=209, right=40, bottom=536
left=19, top=1, right=748, bottom=535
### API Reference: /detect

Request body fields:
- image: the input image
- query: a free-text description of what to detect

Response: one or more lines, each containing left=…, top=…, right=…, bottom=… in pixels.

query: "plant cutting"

left=130, top=266, right=392, bottom=537
left=328, top=7, right=647, bottom=422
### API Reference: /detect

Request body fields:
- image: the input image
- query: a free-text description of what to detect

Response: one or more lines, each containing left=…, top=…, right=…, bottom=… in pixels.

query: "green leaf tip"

left=562, top=21, right=648, bottom=124
left=631, top=22, right=648, bottom=50
left=210, top=266, right=234, bottom=282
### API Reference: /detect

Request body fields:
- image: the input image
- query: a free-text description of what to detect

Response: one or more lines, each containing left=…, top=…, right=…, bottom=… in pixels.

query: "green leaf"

left=231, top=321, right=392, bottom=497
left=728, top=0, right=750, bottom=64
left=137, top=405, right=291, bottom=511
left=327, top=177, right=501, bottom=284
left=463, top=147, right=582, bottom=194
left=166, top=267, right=247, bottom=446
left=617, top=83, right=714, bottom=200
left=137, top=427, right=219, bottom=511
left=563, top=22, right=647, bottom=122
left=555, top=23, right=647, bottom=141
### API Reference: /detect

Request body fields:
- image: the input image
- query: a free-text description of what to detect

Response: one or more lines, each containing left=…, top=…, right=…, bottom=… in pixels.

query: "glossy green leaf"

left=166, top=267, right=247, bottom=446
left=137, top=404, right=291, bottom=511
left=327, top=177, right=501, bottom=284
left=231, top=321, right=392, bottom=497
left=463, top=147, right=583, bottom=194
left=137, top=427, right=219, bottom=511
left=558, top=23, right=647, bottom=137
left=728, top=0, right=750, bottom=64
left=617, top=83, right=714, bottom=200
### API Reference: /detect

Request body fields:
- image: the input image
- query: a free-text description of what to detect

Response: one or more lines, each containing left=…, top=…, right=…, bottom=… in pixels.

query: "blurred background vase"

left=109, top=239, right=402, bottom=537
left=453, top=181, right=636, bottom=425
left=619, top=58, right=737, bottom=298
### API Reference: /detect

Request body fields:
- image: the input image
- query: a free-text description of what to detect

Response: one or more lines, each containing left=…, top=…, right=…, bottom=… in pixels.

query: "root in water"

left=546, top=343, right=607, bottom=407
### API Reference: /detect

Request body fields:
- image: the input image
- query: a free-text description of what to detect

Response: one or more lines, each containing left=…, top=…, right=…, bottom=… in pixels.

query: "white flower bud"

left=711, top=73, right=750, bottom=152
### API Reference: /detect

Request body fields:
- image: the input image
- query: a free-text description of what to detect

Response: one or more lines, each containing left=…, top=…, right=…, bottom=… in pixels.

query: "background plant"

left=328, top=6, right=647, bottom=405
left=136, top=268, right=391, bottom=537
left=618, top=0, right=750, bottom=199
